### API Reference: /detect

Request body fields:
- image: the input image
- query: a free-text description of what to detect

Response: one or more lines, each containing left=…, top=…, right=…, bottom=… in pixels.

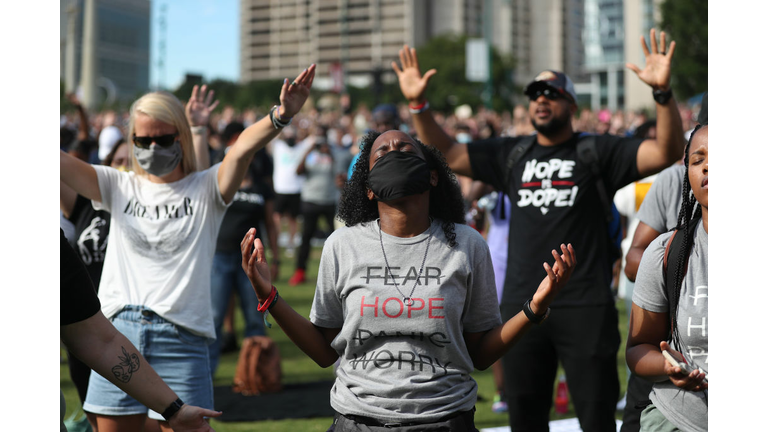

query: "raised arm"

left=61, top=312, right=222, bottom=431
left=67, top=93, right=91, bottom=142
left=624, top=221, right=662, bottom=282
left=392, top=46, right=473, bottom=177
left=627, top=29, right=685, bottom=177
left=241, top=228, right=340, bottom=368
left=61, top=150, right=101, bottom=202
left=185, top=84, right=219, bottom=170
left=60, top=180, right=78, bottom=219
left=218, top=65, right=315, bottom=204
left=464, top=244, right=576, bottom=370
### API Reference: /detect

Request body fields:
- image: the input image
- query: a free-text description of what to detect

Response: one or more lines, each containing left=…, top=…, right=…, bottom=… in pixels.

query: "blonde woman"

left=60, top=65, right=315, bottom=432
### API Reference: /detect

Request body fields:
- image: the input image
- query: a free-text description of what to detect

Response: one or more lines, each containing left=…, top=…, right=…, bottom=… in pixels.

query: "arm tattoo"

left=111, top=346, right=141, bottom=383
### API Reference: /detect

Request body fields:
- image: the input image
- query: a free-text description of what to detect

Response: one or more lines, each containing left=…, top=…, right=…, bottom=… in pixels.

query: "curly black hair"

left=337, top=131, right=466, bottom=247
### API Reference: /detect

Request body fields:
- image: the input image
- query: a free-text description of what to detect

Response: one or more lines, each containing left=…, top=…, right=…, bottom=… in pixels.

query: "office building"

left=60, top=0, right=151, bottom=109
left=239, top=0, right=485, bottom=89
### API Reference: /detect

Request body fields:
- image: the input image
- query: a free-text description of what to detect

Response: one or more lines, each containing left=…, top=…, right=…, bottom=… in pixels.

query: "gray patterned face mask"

left=133, top=141, right=182, bottom=177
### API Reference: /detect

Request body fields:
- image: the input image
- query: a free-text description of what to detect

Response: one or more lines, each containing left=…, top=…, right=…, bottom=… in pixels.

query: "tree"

left=660, top=0, right=707, bottom=100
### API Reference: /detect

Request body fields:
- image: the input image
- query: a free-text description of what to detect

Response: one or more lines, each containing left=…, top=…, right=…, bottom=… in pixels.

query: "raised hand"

left=391, top=45, right=437, bottom=104
left=185, top=84, right=220, bottom=127
left=66, top=92, right=82, bottom=107
left=659, top=341, right=708, bottom=392
left=626, top=28, right=675, bottom=91
left=279, top=64, right=316, bottom=119
left=168, top=403, right=222, bottom=432
left=531, top=244, right=576, bottom=314
left=241, top=228, right=272, bottom=300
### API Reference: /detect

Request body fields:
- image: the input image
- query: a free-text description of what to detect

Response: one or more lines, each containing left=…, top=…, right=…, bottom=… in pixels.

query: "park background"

left=0, top=0, right=749, bottom=430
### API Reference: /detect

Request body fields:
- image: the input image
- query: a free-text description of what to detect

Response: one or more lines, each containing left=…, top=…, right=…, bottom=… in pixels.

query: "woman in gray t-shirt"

left=240, top=130, right=576, bottom=431
left=627, top=124, right=708, bottom=432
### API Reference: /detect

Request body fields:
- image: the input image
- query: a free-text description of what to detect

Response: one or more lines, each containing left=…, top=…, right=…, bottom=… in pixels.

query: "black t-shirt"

left=68, top=194, right=110, bottom=289
left=61, top=229, right=101, bottom=325
left=468, top=133, right=642, bottom=308
left=216, top=179, right=275, bottom=253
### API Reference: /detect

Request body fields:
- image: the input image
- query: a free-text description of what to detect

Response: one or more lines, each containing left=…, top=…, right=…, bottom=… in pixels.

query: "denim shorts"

left=83, top=306, right=214, bottom=420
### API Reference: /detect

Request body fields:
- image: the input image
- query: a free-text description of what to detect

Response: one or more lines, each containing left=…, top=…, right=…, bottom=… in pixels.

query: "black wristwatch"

left=652, top=88, right=673, bottom=105
left=523, top=299, right=550, bottom=324
left=161, top=398, right=185, bottom=421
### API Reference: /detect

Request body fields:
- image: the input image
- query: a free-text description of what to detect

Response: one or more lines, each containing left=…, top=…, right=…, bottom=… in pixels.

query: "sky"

left=150, top=0, right=239, bottom=90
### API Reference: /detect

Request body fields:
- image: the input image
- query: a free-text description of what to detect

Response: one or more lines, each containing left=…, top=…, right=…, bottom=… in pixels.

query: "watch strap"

left=161, top=398, right=185, bottom=421
left=523, top=299, right=550, bottom=324
left=652, top=88, right=673, bottom=105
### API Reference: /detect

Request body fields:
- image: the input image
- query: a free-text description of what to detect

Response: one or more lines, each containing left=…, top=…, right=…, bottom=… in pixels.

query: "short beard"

left=531, top=113, right=570, bottom=137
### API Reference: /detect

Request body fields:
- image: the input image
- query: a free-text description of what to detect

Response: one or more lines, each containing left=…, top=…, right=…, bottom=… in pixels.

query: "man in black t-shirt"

left=393, top=30, right=685, bottom=431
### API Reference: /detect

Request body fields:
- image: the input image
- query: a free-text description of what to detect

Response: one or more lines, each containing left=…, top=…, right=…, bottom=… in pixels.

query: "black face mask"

left=368, top=150, right=431, bottom=201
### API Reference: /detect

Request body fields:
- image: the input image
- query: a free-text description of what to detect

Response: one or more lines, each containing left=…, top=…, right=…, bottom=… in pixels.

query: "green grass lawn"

left=61, top=244, right=631, bottom=431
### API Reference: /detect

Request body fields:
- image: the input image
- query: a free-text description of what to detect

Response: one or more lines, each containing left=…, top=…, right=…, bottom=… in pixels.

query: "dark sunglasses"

left=528, top=88, right=564, bottom=101
left=132, top=134, right=178, bottom=149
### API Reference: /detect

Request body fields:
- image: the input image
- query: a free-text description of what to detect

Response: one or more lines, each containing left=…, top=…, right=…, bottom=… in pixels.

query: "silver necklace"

left=377, top=218, right=433, bottom=307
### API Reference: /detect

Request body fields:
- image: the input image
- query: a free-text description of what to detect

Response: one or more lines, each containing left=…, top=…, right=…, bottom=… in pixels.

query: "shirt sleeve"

left=208, top=163, right=231, bottom=210
left=636, top=166, right=681, bottom=233
left=90, top=165, right=124, bottom=213
left=310, top=233, right=344, bottom=328
left=461, top=230, right=503, bottom=332
left=60, top=229, right=101, bottom=325
left=595, top=134, right=643, bottom=193
left=632, top=232, right=671, bottom=313
left=466, top=137, right=516, bottom=193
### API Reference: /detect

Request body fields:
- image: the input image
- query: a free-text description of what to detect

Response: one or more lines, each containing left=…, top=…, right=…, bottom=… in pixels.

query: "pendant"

left=404, top=297, right=414, bottom=307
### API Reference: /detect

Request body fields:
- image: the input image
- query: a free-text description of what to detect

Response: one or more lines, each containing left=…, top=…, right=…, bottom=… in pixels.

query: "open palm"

left=279, top=64, right=316, bottom=118
left=626, top=28, right=675, bottom=90
left=391, top=45, right=437, bottom=104
left=185, top=84, right=219, bottom=127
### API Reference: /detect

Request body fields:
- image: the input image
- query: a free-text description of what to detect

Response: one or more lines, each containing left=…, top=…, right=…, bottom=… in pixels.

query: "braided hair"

left=668, top=124, right=704, bottom=354
left=337, top=131, right=466, bottom=247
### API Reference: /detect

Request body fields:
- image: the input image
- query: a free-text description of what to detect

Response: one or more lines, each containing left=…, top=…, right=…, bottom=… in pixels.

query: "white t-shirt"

left=98, top=125, right=123, bottom=161
left=92, top=164, right=230, bottom=339
left=271, top=138, right=312, bottom=194
left=613, top=174, right=657, bottom=299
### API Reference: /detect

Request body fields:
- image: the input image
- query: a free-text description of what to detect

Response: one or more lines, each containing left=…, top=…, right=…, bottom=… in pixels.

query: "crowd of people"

left=60, top=28, right=706, bottom=432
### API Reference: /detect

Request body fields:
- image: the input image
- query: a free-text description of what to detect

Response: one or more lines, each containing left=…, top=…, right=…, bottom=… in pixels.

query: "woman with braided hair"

left=241, top=130, right=576, bottom=431
left=626, top=124, right=708, bottom=431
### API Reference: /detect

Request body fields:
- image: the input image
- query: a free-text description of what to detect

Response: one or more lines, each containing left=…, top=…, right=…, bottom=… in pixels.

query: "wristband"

left=408, top=100, right=430, bottom=114
left=190, top=126, right=207, bottom=135
left=161, top=398, right=184, bottom=421
left=523, top=298, right=550, bottom=324
left=652, top=88, right=673, bottom=105
left=270, top=105, right=293, bottom=129
left=268, top=290, right=279, bottom=310
left=257, top=286, right=278, bottom=312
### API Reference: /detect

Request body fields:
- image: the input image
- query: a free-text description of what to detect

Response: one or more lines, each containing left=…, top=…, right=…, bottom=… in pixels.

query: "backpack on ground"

left=233, top=335, right=283, bottom=395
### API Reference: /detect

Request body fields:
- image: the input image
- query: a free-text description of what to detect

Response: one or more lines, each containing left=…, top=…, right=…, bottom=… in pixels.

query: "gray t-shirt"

left=301, top=150, right=337, bottom=205
left=636, top=164, right=686, bottom=232
left=310, top=220, right=502, bottom=422
left=633, top=220, right=708, bottom=432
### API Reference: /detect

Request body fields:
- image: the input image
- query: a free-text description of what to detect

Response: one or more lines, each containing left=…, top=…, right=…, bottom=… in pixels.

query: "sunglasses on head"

left=528, top=88, right=565, bottom=102
left=132, top=134, right=178, bottom=149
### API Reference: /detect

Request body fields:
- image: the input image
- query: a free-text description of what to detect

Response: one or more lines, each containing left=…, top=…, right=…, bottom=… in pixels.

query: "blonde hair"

left=127, top=91, right=196, bottom=176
